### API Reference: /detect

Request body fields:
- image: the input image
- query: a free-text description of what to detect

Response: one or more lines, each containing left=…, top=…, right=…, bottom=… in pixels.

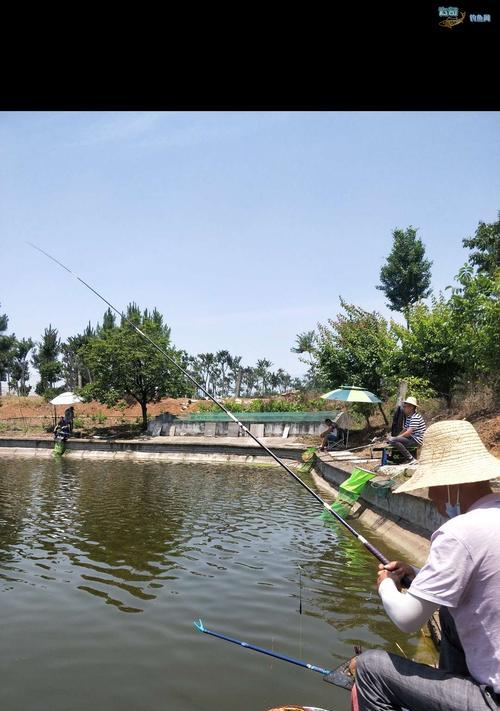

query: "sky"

left=1, top=111, right=499, bottom=383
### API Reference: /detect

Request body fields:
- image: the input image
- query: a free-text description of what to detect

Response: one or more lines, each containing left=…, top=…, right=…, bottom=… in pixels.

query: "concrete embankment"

left=313, top=451, right=446, bottom=566
left=0, top=436, right=305, bottom=466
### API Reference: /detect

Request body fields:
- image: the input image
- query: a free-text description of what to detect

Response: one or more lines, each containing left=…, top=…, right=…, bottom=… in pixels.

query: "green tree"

left=0, top=305, right=15, bottom=396
left=216, top=350, right=232, bottom=397
left=377, top=226, right=432, bottom=327
left=61, top=323, right=96, bottom=390
left=32, top=325, right=63, bottom=397
left=99, top=308, right=117, bottom=334
left=228, top=355, right=243, bottom=397
left=255, top=358, right=272, bottom=395
left=80, top=304, right=185, bottom=429
left=242, top=366, right=258, bottom=396
left=447, top=265, right=500, bottom=382
left=9, top=338, right=34, bottom=396
left=291, top=330, right=316, bottom=365
left=196, top=353, right=219, bottom=397
left=392, top=297, right=463, bottom=407
left=314, top=299, right=398, bottom=396
left=462, top=212, right=500, bottom=277
left=291, top=330, right=319, bottom=389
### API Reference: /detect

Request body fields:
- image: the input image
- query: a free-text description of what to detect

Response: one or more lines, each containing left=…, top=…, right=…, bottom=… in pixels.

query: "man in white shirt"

left=354, top=420, right=500, bottom=711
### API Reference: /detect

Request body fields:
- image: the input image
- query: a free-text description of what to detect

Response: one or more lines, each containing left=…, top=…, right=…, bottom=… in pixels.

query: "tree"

left=446, top=265, right=500, bottom=383
left=228, top=355, right=243, bottom=397
left=291, top=330, right=320, bottom=389
left=377, top=226, right=432, bottom=327
left=216, top=350, right=232, bottom=397
left=241, top=366, right=258, bottom=396
left=9, top=338, right=34, bottom=396
left=255, top=359, right=272, bottom=395
left=462, top=212, right=500, bottom=278
left=196, top=353, right=218, bottom=397
left=0, top=305, right=15, bottom=396
left=32, top=325, right=63, bottom=397
left=80, top=304, right=185, bottom=429
left=313, top=300, right=398, bottom=397
left=291, top=331, right=316, bottom=365
left=392, top=298, right=463, bottom=407
left=99, top=308, right=117, bottom=334
left=61, top=323, right=96, bottom=390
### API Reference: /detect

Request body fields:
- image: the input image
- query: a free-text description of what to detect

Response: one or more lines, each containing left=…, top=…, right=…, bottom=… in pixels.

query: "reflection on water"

left=0, top=458, right=434, bottom=711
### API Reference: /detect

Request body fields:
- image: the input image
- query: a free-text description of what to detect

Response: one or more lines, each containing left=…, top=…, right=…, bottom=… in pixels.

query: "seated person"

left=54, top=416, right=70, bottom=442
left=387, top=396, right=426, bottom=464
left=319, top=418, right=340, bottom=451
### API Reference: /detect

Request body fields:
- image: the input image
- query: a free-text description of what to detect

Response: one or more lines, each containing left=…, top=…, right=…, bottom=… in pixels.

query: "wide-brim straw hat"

left=394, top=420, right=500, bottom=494
left=403, top=396, right=418, bottom=408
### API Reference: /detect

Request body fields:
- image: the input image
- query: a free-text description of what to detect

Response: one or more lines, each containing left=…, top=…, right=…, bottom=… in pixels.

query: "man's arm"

left=378, top=578, right=439, bottom=633
left=398, top=426, right=414, bottom=437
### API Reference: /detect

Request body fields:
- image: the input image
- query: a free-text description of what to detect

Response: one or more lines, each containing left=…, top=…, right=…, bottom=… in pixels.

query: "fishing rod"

left=193, top=619, right=356, bottom=690
left=27, top=241, right=393, bottom=568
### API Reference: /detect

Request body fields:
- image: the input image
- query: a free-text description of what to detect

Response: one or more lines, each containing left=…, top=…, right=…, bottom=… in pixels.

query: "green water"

left=0, top=458, right=434, bottom=711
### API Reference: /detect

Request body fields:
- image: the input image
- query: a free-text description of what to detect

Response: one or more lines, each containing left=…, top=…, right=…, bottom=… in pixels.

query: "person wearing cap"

left=387, top=396, right=426, bottom=465
left=354, top=420, right=500, bottom=711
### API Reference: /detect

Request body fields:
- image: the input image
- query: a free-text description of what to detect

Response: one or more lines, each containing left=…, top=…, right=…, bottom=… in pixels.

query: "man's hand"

left=377, top=561, right=415, bottom=590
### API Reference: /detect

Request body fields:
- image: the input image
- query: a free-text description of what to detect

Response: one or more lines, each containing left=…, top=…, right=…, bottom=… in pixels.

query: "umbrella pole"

left=378, top=403, right=388, bottom=426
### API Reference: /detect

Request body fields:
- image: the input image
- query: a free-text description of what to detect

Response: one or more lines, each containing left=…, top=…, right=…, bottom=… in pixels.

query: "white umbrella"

left=50, top=392, right=83, bottom=427
left=50, top=392, right=84, bottom=405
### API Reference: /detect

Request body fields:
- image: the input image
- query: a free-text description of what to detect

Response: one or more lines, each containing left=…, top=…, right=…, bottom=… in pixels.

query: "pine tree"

left=32, top=325, right=63, bottom=397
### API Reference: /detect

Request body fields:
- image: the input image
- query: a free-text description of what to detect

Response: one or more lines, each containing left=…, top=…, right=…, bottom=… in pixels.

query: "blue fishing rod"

left=27, top=241, right=393, bottom=568
left=193, top=619, right=356, bottom=690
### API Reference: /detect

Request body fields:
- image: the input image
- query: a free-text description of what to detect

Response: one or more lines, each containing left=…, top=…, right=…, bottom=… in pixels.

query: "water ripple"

left=0, top=458, right=435, bottom=711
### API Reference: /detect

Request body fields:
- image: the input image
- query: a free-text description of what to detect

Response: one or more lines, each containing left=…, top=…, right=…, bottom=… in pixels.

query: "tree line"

left=0, top=303, right=302, bottom=429
left=292, top=214, right=499, bottom=407
left=1, top=212, right=498, bottom=428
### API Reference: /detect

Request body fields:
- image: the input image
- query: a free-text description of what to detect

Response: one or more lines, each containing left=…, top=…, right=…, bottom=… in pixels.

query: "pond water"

left=0, top=457, right=435, bottom=711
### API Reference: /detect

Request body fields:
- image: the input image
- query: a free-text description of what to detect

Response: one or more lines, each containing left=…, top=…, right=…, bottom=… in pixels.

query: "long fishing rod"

left=194, top=619, right=357, bottom=690
left=27, top=241, right=391, bottom=567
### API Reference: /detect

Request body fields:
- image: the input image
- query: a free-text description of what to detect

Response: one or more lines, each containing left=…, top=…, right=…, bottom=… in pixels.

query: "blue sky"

left=1, top=111, right=499, bottom=380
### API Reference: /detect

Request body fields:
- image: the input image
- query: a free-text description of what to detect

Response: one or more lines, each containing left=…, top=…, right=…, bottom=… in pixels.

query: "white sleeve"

left=379, top=578, right=439, bottom=633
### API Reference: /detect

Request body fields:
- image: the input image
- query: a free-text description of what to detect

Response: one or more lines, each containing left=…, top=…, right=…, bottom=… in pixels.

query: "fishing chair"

left=374, top=444, right=420, bottom=465
left=326, top=426, right=349, bottom=451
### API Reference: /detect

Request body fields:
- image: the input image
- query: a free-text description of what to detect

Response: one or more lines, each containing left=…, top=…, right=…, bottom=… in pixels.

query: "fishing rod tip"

left=193, top=618, right=205, bottom=632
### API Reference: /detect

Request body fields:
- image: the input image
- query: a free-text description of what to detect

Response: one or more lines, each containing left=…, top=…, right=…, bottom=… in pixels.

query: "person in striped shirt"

left=387, top=396, right=426, bottom=464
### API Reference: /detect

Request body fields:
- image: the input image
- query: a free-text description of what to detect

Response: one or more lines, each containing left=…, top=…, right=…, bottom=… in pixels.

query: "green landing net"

left=297, top=446, right=317, bottom=473
left=53, top=441, right=66, bottom=456
left=321, top=467, right=376, bottom=520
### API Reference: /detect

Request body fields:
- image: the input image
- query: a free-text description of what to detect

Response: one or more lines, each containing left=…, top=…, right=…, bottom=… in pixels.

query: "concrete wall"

left=314, top=455, right=446, bottom=537
left=163, top=421, right=325, bottom=437
left=0, top=437, right=304, bottom=465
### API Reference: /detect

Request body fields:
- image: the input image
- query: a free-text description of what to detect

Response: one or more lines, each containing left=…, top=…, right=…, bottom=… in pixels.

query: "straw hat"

left=394, top=420, right=500, bottom=494
left=403, top=396, right=418, bottom=408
